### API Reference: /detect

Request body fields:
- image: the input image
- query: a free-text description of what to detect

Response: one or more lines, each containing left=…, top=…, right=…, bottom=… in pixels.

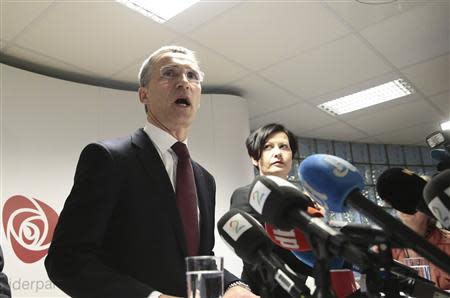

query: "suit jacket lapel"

left=131, top=128, right=188, bottom=256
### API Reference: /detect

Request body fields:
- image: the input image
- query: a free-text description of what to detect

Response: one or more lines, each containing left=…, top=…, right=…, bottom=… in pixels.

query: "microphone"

left=298, top=154, right=450, bottom=275
left=248, top=175, right=370, bottom=272
left=423, top=169, right=450, bottom=229
left=431, top=149, right=450, bottom=172
left=217, top=209, right=310, bottom=297
left=264, top=223, right=312, bottom=252
left=264, top=203, right=324, bottom=252
left=376, top=167, right=433, bottom=217
left=265, top=216, right=357, bottom=298
left=264, top=212, right=345, bottom=268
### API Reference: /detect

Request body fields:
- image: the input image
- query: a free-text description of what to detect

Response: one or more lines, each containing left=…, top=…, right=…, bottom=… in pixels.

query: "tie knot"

left=171, top=142, right=190, bottom=160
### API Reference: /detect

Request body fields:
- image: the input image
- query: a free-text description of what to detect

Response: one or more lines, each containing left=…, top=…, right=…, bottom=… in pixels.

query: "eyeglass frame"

left=159, top=64, right=205, bottom=84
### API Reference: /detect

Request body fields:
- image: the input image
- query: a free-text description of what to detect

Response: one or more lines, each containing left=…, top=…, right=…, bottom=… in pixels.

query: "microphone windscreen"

left=217, top=209, right=272, bottom=264
left=423, top=169, right=450, bottom=228
left=430, top=149, right=450, bottom=162
left=376, top=168, right=426, bottom=215
left=249, top=175, right=316, bottom=228
left=298, top=154, right=364, bottom=212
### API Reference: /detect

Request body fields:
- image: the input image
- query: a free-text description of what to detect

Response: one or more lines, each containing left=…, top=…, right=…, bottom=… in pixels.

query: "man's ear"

left=138, top=87, right=149, bottom=104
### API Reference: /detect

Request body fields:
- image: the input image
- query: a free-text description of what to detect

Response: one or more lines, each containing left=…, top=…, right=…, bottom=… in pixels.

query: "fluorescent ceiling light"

left=115, top=0, right=199, bottom=23
left=318, top=79, right=414, bottom=116
left=441, top=120, right=450, bottom=131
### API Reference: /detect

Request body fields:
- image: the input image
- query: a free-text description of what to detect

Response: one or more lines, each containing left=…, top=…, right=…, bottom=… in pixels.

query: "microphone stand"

left=309, top=235, right=336, bottom=298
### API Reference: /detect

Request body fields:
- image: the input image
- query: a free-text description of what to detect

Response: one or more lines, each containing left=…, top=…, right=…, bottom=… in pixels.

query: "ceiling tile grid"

left=345, top=99, right=444, bottom=137
left=187, top=1, right=350, bottom=71
left=250, top=101, right=337, bottom=135
left=12, top=1, right=177, bottom=76
left=259, top=33, right=393, bottom=99
left=1, top=0, right=55, bottom=42
left=1, top=0, right=448, bottom=145
left=360, top=3, right=449, bottom=69
left=401, top=54, right=449, bottom=97
left=298, top=121, right=369, bottom=142
left=232, top=74, right=302, bottom=118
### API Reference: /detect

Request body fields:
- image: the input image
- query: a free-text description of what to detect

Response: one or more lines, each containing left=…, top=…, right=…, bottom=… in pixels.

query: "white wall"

left=0, top=64, right=254, bottom=297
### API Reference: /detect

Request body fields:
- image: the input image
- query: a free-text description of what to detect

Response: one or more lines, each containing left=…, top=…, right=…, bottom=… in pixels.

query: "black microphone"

left=298, top=154, right=450, bottom=276
left=337, top=225, right=450, bottom=298
left=217, top=209, right=311, bottom=298
left=423, top=169, right=450, bottom=229
left=248, top=175, right=370, bottom=272
left=376, top=167, right=434, bottom=217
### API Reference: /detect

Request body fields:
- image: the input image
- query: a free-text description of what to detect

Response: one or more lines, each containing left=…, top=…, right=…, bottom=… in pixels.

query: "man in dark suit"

left=45, top=46, right=258, bottom=298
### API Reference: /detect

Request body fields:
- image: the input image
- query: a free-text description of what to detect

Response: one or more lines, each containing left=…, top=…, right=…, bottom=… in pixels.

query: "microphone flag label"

left=223, top=213, right=252, bottom=241
left=249, top=181, right=270, bottom=215
left=428, top=195, right=450, bottom=228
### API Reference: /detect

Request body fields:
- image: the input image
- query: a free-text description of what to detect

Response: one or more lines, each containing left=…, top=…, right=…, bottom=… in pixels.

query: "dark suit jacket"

left=45, top=128, right=238, bottom=297
left=230, top=184, right=312, bottom=298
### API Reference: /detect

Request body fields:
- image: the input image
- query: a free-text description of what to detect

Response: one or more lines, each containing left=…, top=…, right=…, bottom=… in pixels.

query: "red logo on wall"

left=2, top=195, right=59, bottom=263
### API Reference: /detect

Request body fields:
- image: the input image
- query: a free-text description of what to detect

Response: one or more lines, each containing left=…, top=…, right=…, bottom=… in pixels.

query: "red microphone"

left=264, top=205, right=358, bottom=298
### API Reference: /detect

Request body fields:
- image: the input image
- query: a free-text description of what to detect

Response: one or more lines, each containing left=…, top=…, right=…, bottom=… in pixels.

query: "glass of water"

left=186, top=256, right=224, bottom=298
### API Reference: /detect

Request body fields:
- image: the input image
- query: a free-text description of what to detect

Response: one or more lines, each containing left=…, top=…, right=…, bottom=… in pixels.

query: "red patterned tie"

left=171, top=142, right=199, bottom=256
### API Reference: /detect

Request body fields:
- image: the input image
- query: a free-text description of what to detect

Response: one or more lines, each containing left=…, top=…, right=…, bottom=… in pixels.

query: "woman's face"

left=253, top=132, right=293, bottom=179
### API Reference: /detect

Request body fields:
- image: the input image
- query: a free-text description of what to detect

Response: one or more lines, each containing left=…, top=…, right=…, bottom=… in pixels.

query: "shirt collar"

left=143, top=121, right=188, bottom=153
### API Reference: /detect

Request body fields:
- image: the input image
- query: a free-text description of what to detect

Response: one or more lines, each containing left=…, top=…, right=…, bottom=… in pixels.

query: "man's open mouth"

left=175, top=98, right=191, bottom=107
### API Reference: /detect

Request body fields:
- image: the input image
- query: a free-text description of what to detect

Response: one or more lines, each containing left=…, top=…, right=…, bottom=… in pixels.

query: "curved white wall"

left=1, top=64, right=254, bottom=297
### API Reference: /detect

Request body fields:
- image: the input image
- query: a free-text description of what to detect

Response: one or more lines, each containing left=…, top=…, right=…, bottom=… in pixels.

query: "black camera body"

left=426, top=130, right=450, bottom=171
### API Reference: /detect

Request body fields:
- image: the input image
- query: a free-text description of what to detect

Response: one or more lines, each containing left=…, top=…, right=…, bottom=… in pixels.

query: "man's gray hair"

left=138, top=45, right=199, bottom=87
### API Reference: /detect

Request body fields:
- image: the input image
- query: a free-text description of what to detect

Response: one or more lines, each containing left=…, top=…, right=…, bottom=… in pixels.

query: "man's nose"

left=176, top=73, right=190, bottom=89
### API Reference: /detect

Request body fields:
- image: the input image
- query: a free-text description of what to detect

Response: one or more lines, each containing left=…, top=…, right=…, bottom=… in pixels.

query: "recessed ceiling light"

left=441, top=120, right=450, bottom=131
left=318, top=79, right=414, bottom=116
left=115, top=0, right=199, bottom=23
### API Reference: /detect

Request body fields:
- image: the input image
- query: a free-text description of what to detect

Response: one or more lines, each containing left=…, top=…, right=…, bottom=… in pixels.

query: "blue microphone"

left=298, top=154, right=450, bottom=276
left=430, top=148, right=450, bottom=162
left=291, top=251, right=344, bottom=268
left=298, top=154, right=364, bottom=212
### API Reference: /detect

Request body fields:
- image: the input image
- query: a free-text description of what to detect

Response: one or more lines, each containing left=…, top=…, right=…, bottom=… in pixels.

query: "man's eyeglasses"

left=160, top=64, right=204, bottom=84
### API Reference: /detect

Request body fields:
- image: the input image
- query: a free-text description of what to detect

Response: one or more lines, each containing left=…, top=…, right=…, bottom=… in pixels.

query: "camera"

left=426, top=130, right=450, bottom=171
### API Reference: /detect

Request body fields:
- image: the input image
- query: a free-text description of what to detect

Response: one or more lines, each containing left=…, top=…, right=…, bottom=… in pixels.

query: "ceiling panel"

left=401, top=54, right=449, bottom=97
left=260, top=34, right=392, bottom=99
left=250, top=102, right=337, bottom=136
left=361, top=4, right=449, bottom=68
left=373, top=121, right=439, bottom=145
left=13, top=1, right=177, bottom=76
left=429, top=92, right=450, bottom=118
left=1, top=0, right=54, bottom=42
left=346, top=99, right=443, bottom=136
left=299, top=121, right=368, bottom=142
left=164, top=1, right=241, bottom=34
left=326, top=0, right=418, bottom=31
left=1, top=0, right=448, bottom=145
left=188, top=1, right=349, bottom=71
left=170, top=38, right=249, bottom=86
left=232, top=75, right=301, bottom=118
